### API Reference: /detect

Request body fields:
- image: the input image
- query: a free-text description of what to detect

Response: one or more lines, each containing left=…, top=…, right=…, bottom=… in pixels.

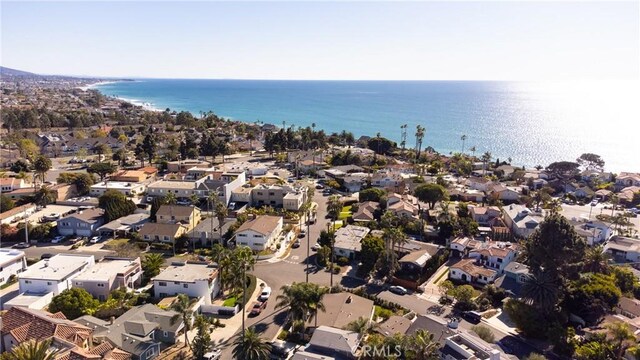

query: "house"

left=573, top=186, right=595, bottom=199
left=333, top=225, right=371, bottom=260
left=616, top=172, right=640, bottom=190
left=468, top=241, right=519, bottom=274
left=187, top=217, right=234, bottom=245
left=441, top=332, right=506, bottom=360
left=352, top=201, right=379, bottom=222
left=156, top=205, right=201, bottom=230
left=0, top=306, right=131, bottom=358
left=17, top=254, right=95, bottom=297
left=343, top=175, right=365, bottom=193
left=571, top=220, right=604, bottom=246
left=502, top=204, right=545, bottom=238
left=449, top=236, right=482, bottom=258
left=98, top=213, right=150, bottom=237
left=300, top=326, right=361, bottom=360
left=494, top=261, right=530, bottom=297
left=387, top=193, right=419, bottom=218
left=138, top=223, right=187, bottom=243
left=310, top=292, right=374, bottom=329
left=0, top=249, right=27, bottom=286
left=375, top=315, right=413, bottom=338
left=166, top=159, right=211, bottom=173
left=298, top=159, right=328, bottom=174
left=90, top=181, right=147, bottom=197
left=0, top=177, right=28, bottom=192
left=251, top=184, right=307, bottom=211
left=152, top=262, right=219, bottom=304
left=78, top=304, right=183, bottom=360
left=466, top=177, right=494, bottom=192
left=57, top=208, right=105, bottom=237
left=469, top=206, right=501, bottom=225
left=234, top=215, right=283, bottom=251
left=604, top=236, right=640, bottom=264
left=616, top=297, right=640, bottom=319
left=371, top=171, right=405, bottom=192
left=112, top=170, right=148, bottom=183
left=73, top=257, right=142, bottom=301
left=0, top=203, right=37, bottom=225
left=399, top=250, right=433, bottom=274
left=490, top=184, right=520, bottom=202
left=449, top=258, right=498, bottom=285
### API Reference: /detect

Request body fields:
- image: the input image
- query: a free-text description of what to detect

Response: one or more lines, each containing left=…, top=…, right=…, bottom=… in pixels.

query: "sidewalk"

left=207, top=276, right=266, bottom=347
left=418, top=263, right=450, bottom=303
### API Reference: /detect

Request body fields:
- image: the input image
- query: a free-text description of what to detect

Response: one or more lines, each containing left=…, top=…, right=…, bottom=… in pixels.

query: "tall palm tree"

left=164, top=192, right=177, bottom=205
left=246, top=132, right=256, bottom=156
left=521, top=270, right=560, bottom=312
left=415, top=125, right=425, bottom=161
left=207, top=191, right=218, bottom=248
left=142, top=253, right=165, bottom=280
left=403, top=329, right=440, bottom=360
left=214, top=200, right=228, bottom=245
left=33, top=185, right=56, bottom=206
left=583, top=245, right=610, bottom=273
left=211, top=243, right=231, bottom=291
left=171, top=293, right=195, bottom=349
left=275, top=284, right=309, bottom=324
left=460, top=134, right=467, bottom=154
left=611, top=194, right=619, bottom=217
left=33, top=155, right=52, bottom=187
left=232, top=326, right=271, bottom=360
left=233, top=246, right=256, bottom=336
left=308, top=285, right=329, bottom=328
left=470, top=146, right=477, bottom=159
left=607, top=321, right=635, bottom=360
left=6, top=339, right=58, bottom=360
left=481, top=151, right=492, bottom=175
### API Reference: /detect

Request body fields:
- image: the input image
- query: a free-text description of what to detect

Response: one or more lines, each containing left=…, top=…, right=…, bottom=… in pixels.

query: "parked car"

left=292, top=240, right=301, bottom=248
left=40, top=253, right=54, bottom=260
left=14, top=242, right=31, bottom=249
left=259, top=287, right=272, bottom=301
left=322, top=189, right=332, bottom=196
left=311, top=243, right=321, bottom=251
left=203, top=349, right=222, bottom=360
left=51, top=236, right=66, bottom=244
left=250, top=301, right=268, bottom=316
left=42, top=213, right=61, bottom=221
left=90, top=236, right=102, bottom=244
left=590, top=199, right=599, bottom=206
left=298, top=230, right=306, bottom=238
left=462, top=310, right=482, bottom=323
left=68, top=237, right=81, bottom=244
left=389, top=286, right=408, bottom=295
left=315, top=184, right=324, bottom=189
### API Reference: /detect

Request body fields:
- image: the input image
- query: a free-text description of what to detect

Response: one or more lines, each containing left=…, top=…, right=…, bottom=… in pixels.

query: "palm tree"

left=403, top=329, right=440, bottom=360
left=246, top=132, right=256, bottom=156
left=171, top=293, right=195, bottom=349
left=481, top=151, right=492, bottom=175
left=33, top=155, right=51, bottom=187
left=460, top=134, right=467, bottom=154
left=33, top=185, right=56, bottom=206
left=344, top=316, right=376, bottom=337
left=5, top=339, right=58, bottom=360
left=233, top=246, right=256, bottom=336
left=607, top=321, right=635, bottom=360
left=275, top=284, right=309, bottom=324
left=415, top=125, right=425, bottom=161
left=327, top=195, right=342, bottom=222
left=469, top=146, right=477, bottom=159
left=214, top=200, right=228, bottom=245
left=308, top=285, right=329, bottom=328
left=583, top=245, right=610, bottom=273
left=142, top=253, right=165, bottom=280
left=164, top=192, right=177, bottom=205
left=211, top=243, right=231, bottom=291
left=521, top=270, right=560, bottom=311
left=232, top=326, right=271, bottom=360
left=611, top=194, right=619, bottom=217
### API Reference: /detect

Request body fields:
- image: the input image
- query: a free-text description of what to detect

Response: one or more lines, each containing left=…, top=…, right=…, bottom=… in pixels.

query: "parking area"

left=25, top=205, right=82, bottom=224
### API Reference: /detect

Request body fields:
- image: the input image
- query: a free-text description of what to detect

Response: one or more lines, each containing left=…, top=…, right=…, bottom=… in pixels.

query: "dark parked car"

left=292, top=240, right=301, bottom=248
left=462, top=311, right=482, bottom=323
left=40, top=253, right=53, bottom=260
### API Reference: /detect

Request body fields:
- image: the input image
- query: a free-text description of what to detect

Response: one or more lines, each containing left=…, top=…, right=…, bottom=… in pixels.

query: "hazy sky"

left=1, top=1, right=639, bottom=80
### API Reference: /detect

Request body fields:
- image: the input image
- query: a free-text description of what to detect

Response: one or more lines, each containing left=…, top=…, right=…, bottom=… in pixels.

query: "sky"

left=1, top=1, right=639, bottom=80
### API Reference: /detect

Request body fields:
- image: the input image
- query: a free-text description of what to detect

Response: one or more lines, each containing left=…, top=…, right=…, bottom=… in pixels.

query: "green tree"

left=112, top=148, right=127, bottom=167
left=33, top=155, right=51, bottom=185
left=608, top=321, right=635, bottom=360
left=0, top=195, right=16, bottom=213
left=451, top=285, right=476, bottom=310
left=414, top=183, right=448, bottom=209
left=575, top=338, right=612, bottom=360
left=10, top=159, right=31, bottom=173
left=523, top=211, right=586, bottom=281
left=32, top=185, right=57, bottom=206
left=327, top=195, right=342, bottom=221
left=211, top=244, right=231, bottom=291
left=415, top=125, right=425, bottom=160
left=99, top=190, right=137, bottom=222
left=577, top=153, right=605, bottom=172
left=403, top=329, right=439, bottom=360
left=275, top=282, right=329, bottom=333
left=344, top=316, right=375, bottom=337
left=612, top=266, right=637, bottom=294
left=359, top=188, right=386, bottom=202
left=88, top=162, right=117, bottom=182
left=16, top=139, right=40, bottom=160
left=583, top=245, right=611, bottom=274
left=359, top=235, right=385, bottom=276
left=5, top=339, right=58, bottom=360
left=171, top=294, right=195, bottom=349
left=49, top=288, right=99, bottom=319
left=521, top=270, right=561, bottom=312
left=57, top=172, right=95, bottom=195
left=214, top=200, right=228, bottom=244
left=367, top=135, right=394, bottom=155
left=523, top=354, right=547, bottom=360
left=191, top=315, right=212, bottom=360
left=232, top=327, right=271, bottom=360
left=564, top=273, right=622, bottom=324
left=142, top=253, right=164, bottom=280
left=438, top=280, right=455, bottom=299
left=503, top=299, right=549, bottom=338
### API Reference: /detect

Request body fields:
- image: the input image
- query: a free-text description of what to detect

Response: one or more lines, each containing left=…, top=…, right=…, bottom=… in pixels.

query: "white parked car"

left=90, top=236, right=102, bottom=244
left=259, top=286, right=272, bottom=301
left=311, top=243, right=322, bottom=251
left=51, top=236, right=65, bottom=244
left=203, top=349, right=221, bottom=360
left=389, top=285, right=408, bottom=295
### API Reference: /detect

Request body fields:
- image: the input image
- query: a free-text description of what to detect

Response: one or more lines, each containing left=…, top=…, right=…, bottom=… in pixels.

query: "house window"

left=183, top=284, right=188, bottom=288
left=253, top=235, right=261, bottom=238
left=497, top=258, right=503, bottom=263
left=174, top=282, right=180, bottom=285
left=164, top=236, right=170, bottom=241
left=24, top=280, right=32, bottom=284
left=97, top=283, right=105, bottom=287
left=159, top=282, right=167, bottom=286
left=47, top=282, right=52, bottom=285
left=163, top=331, right=169, bottom=337
left=147, top=347, right=157, bottom=357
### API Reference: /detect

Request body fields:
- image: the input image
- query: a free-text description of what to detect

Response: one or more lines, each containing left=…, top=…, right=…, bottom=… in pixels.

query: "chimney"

left=346, top=296, right=352, bottom=304
left=109, top=316, right=115, bottom=325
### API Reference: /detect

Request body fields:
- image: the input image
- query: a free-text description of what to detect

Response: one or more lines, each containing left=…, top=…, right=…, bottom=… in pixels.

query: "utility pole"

left=328, top=222, right=334, bottom=288
left=306, top=208, right=311, bottom=283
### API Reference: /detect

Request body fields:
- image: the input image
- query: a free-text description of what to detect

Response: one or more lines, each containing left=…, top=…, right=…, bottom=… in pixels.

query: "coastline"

left=78, top=80, right=120, bottom=91
left=87, top=80, right=163, bottom=112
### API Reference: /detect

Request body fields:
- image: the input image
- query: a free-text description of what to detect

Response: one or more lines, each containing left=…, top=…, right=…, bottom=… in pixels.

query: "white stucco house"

left=234, top=215, right=283, bottom=251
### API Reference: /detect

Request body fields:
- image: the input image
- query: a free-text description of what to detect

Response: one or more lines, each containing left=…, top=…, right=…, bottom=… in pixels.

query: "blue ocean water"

left=95, top=79, right=639, bottom=172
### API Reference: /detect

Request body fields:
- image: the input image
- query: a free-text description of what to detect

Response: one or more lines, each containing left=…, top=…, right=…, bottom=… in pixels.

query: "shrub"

left=277, top=330, right=288, bottom=340
left=472, top=325, right=495, bottom=343
left=374, top=305, right=393, bottom=321
left=333, top=265, right=341, bottom=274
left=337, top=256, right=350, bottom=266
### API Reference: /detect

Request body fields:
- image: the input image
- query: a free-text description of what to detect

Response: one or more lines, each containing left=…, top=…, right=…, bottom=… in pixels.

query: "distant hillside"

left=0, top=66, right=37, bottom=77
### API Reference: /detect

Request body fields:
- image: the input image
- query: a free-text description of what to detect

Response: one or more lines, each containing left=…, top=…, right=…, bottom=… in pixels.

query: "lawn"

left=338, top=206, right=352, bottom=220
left=222, top=296, right=237, bottom=307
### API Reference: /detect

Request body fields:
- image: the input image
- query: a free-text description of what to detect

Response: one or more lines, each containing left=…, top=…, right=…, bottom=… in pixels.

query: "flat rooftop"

left=74, top=258, right=139, bottom=282
left=0, top=249, right=25, bottom=266
left=152, top=263, right=217, bottom=283
left=20, top=254, right=94, bottom=281
left=92, top=181, right=141, bottom=189
left=148, top=180, right=197, bottom=189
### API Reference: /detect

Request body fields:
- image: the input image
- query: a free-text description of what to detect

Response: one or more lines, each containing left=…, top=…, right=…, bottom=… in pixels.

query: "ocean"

left=94, top=79, right=639, bottom=172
